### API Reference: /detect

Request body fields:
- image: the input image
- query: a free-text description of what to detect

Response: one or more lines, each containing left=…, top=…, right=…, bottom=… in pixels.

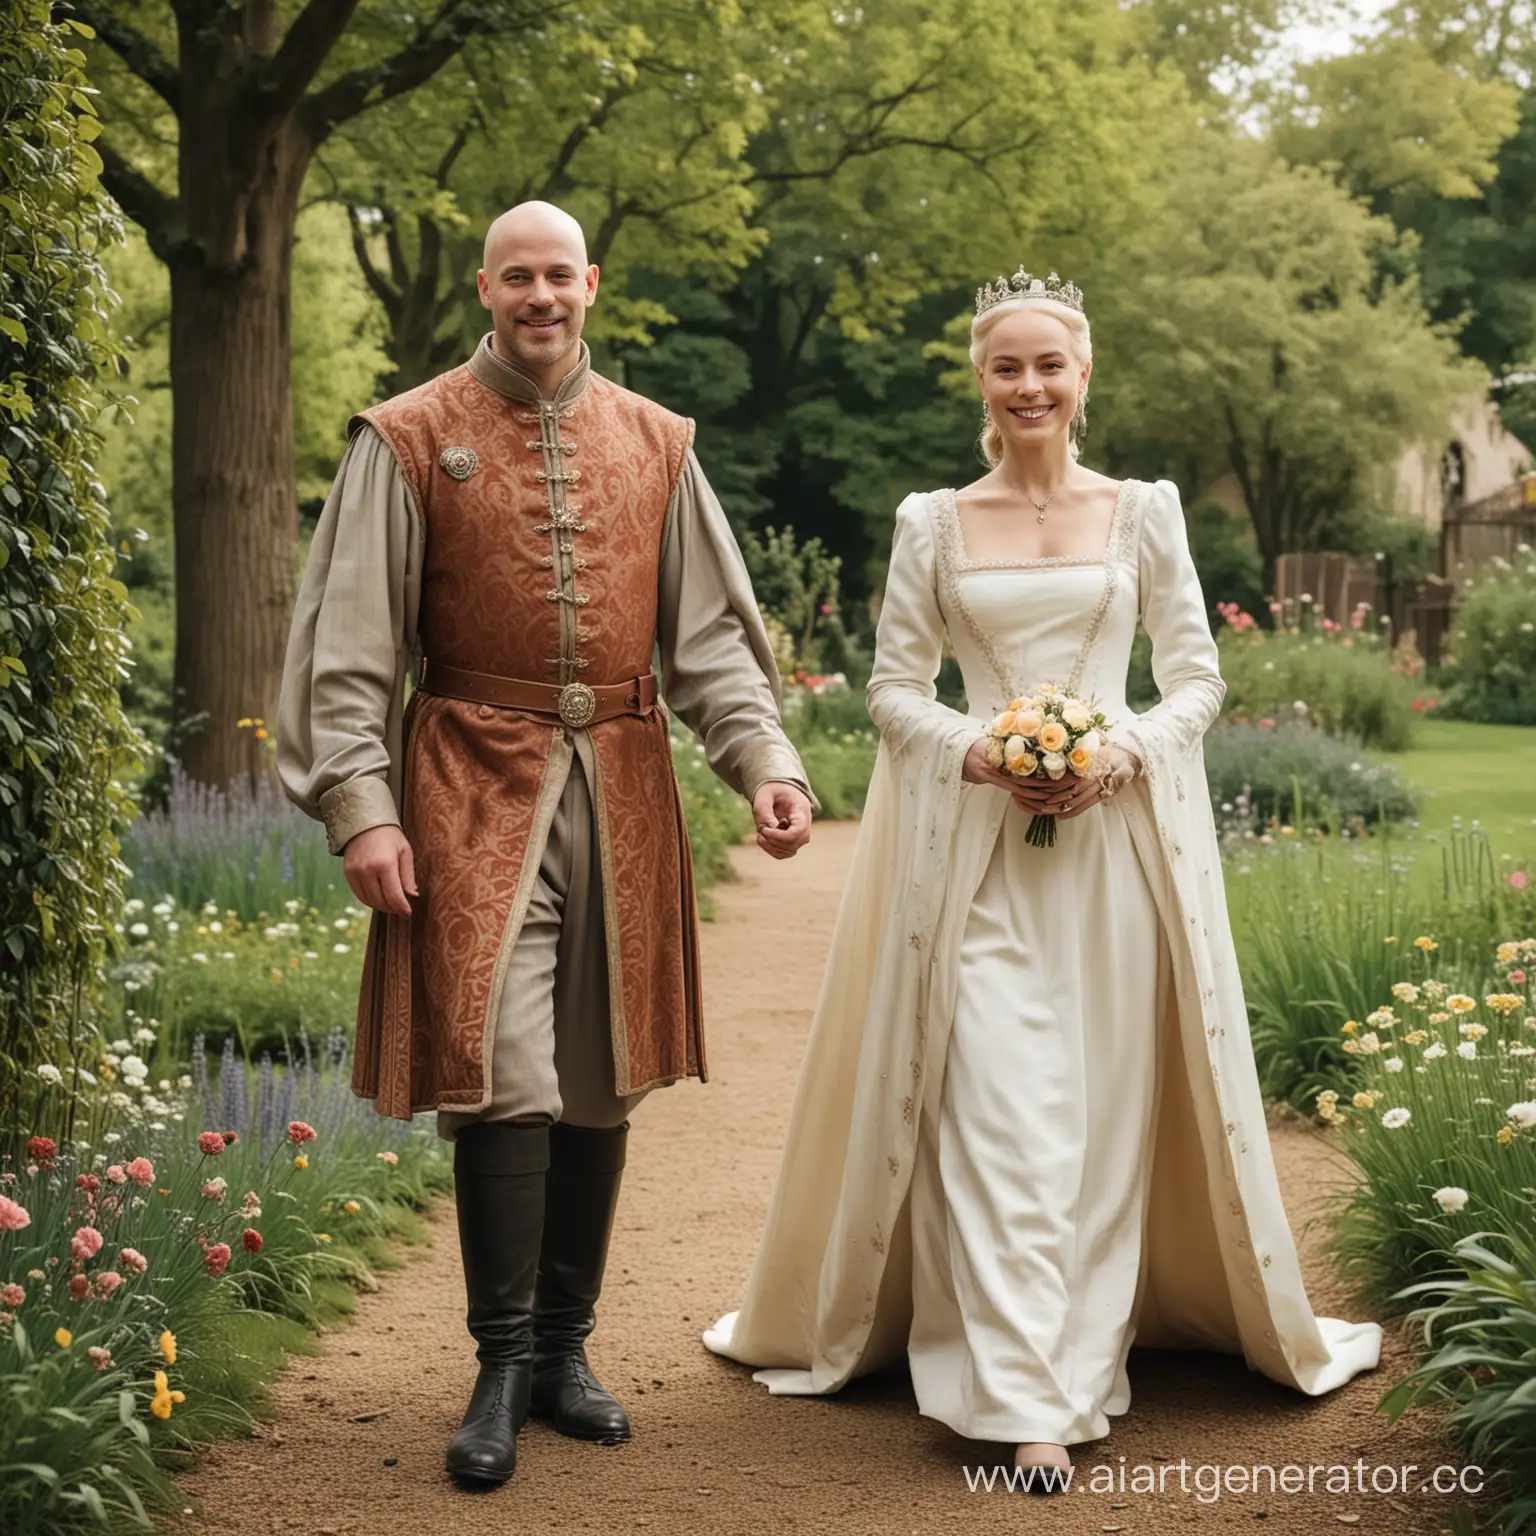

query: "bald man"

left=277, top=200, right=813, bottom=1491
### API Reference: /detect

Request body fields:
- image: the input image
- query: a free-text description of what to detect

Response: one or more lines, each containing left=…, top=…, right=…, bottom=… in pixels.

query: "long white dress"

left=703, top=478, right=1381, bottom=1434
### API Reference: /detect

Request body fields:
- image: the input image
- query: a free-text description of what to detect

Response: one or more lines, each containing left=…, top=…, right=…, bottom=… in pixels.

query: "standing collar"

left=468, top=333, right=591, bottom=406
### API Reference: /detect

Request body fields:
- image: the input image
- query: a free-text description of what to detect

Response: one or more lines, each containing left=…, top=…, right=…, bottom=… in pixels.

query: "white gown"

left=702, top=478, right=1381, bottom=1433
left=905, top=536, right=1167, bottom=1446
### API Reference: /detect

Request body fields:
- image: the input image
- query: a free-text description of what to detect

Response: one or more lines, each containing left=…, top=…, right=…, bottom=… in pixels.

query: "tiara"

left=975, top=266, right=1085, bottom=317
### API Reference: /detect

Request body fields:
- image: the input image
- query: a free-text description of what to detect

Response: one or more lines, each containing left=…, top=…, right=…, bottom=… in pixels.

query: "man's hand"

left=342, top=824, right=419, bottom=917
left=751, top=782, right=813, bottom=860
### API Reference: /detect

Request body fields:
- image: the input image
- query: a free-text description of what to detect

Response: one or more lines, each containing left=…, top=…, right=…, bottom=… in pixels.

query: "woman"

left=701, top=269, right=1381, bottom=1481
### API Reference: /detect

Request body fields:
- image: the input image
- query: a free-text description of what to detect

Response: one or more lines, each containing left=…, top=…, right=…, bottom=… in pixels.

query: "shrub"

left=0, top=3, right=150, bottom=1134
left=1204, top=720, right=1417, bottom=835
left=1437, top=549, right=1536, bottom=726
left=1216, top=599, right=1418, bottom=751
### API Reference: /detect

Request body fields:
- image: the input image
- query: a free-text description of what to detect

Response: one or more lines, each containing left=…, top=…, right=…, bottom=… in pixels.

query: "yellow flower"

left=158, top=1330, right=176, bottom=1365
left=1383, top=935, right=1398, bottom=945
left=1068, top=746, right=1093, bottom=774
left=1428, top=1011, right=1451, bottom=1026
left=1496, top=941, right=1519, bottom=964
left=1486, top=994, right=1523, bottom=1014
left=1447, top=995, right=1477, bottom=1014
left=55, top=1327, right=72, bottom=1349
left=1012, top=708, right=1045, bottom=738
left=1342, top=1040, right=1360, bottom=1054
left=316, top=1233, right=332, bottom=1243
left=991, top=710, right=1017, bottom=736
left=1351, top=1091, right=1376, bottom=1109
left=293, top=1155, right=309, bottom=1170
left=1414, top=936, right=1438, bottom=952
left=150, top=1368, right=185, bottom=1420
left=236, top=717, right=254, bottom=729
left=342, top=1200, right=360, bottom=1214
left=1497, top=1125, right=1515, bottom=1145
left=1037, top=721, right=1068, bottom=753
left=1341, top=1020, right=1359, bottom=1036
left=1402, top=1029, right=1428, bottom=1046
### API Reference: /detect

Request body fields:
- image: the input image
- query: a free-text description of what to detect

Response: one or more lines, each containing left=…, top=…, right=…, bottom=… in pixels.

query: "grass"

left=1389, top=720, right=1536, bottom=844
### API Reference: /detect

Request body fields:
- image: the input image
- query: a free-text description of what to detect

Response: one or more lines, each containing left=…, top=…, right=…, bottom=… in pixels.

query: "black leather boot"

left=529, top=1121, right=632, bottom=1444
left=445, top=1120, right=549, bottom=1489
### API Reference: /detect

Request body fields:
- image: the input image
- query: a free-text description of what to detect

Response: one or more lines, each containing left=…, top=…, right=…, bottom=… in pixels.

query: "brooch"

left=439, top=445, right=479, bottom=481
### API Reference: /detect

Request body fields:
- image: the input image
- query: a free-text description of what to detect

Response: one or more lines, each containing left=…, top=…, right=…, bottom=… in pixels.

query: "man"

left=276, top=201, right=814, bottom=1491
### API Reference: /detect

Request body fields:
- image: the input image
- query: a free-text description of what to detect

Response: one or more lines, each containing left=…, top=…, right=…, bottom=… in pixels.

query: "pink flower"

left=201, top=1177, right=228, bottom=1203
left=0, top=1197, right=29, bottom=1232
left=287, top=1121, right=317, bottom=1146
left=76, top=1174, right=100, bottom=1193
left=203, top=1242, right=232, bottom=1278
left=124, top=1157, right=155, bottom=1188
left=221, top=1130, right=238, bottom=1146
left=27, top=1137, right=56, bottom=1162
left=105, top=1165, right=126, bottom=1185
left=93, top=1271, right=123, bottom=1299
left=87, top=1345, right=113, bottom=1371
left=1, top=1284, right=24, bottom=1307
left=70, top=1226, right=104, bottom=1260
left=1512, top=970, right=1527, bottom=984
left=242, top=1228, right=263, bottom=1254
left=377, top=1151, right=398, bottom=1167
left=197, top=1131, right=226, bottom=1157
left=1512, top=871, right=1529, bottom=890
left=118, top=1248, right=147, bottom=1274
left=68, top=1273, right=91, bottom=1301
left=1258, top=718, right=1275, bottom=730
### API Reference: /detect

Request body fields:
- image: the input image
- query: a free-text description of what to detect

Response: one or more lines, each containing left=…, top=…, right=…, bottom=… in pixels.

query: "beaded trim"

left=931, top=481, right=1140, bottom=702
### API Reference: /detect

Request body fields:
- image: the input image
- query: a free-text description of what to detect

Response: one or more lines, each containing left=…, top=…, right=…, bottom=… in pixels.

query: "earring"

left=1071, top=393, right=1089, bottom=446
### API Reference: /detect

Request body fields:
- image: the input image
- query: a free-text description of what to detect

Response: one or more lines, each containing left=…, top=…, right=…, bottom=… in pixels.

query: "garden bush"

left=0, top=3, right=149, bottom=1134
left=1216, top=599, right=1418, bottom=751
left=1436, top=549, right=1536, bottom=726
left=1204, top=720, right=1418, bottom=836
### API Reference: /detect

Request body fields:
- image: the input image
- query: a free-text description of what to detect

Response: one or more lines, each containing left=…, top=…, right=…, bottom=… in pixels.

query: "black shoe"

left=445, top=1121, right=549, bottom=1489
left=530, top=1121, right=632, bottom=1444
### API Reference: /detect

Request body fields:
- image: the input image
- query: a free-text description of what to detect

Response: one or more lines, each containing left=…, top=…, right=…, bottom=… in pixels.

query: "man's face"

left=477, top=227, right=599, bottom=376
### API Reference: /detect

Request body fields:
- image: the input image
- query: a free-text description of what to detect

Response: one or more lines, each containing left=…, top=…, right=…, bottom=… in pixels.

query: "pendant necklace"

left=1027, top=489, right=1056, bottom=524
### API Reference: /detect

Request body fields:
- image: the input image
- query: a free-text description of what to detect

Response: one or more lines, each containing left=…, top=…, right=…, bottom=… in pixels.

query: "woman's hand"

left=964, top=738, right=1141, bottom=818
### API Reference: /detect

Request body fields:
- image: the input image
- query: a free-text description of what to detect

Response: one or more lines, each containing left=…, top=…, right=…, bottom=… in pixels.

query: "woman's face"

left=975, top=308, right=1089, bottom=454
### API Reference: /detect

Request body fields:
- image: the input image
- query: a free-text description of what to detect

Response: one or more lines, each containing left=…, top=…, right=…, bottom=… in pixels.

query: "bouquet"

left=983, top=681, right=1111, bottom=848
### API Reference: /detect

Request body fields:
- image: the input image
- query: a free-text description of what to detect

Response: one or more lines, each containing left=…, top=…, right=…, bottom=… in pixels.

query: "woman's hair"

left=968, top=296, right=1093, bottom=467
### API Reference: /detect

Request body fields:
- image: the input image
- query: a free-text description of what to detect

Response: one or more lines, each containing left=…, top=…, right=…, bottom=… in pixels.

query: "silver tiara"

left=975, top=266, right=1085, bottom=317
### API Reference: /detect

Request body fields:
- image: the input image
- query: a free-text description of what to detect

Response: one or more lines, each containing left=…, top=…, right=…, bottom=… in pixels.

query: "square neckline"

left=939, top=480, right=1135, bottom=573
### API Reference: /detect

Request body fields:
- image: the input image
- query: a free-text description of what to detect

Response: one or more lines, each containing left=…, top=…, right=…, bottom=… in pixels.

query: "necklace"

left=1026, top=489, right=1056, bottom=524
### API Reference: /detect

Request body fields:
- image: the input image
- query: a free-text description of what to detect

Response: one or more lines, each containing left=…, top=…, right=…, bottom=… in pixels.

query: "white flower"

left=220, top=951, right=234, bottom=961
left=1506, top=1101, right=1536, bottom=1129
left=1041, top=751, right=1067, bottom=777
left=128, top=922, right=149, bottom=938
left=152, top=901, right=174, bottom=917
left=166, top=921, right=180, bottom=933
left=108, top=1093, right=132, bottom=1112
left=133, top=1027, right=156, bottom=1045
left=1366, top=1008, right=1397, bottom=1029
left=333, top=918, right=351, bottom=930
left=1422, top=1041, right=1447, bottom=1061
left=1433, top=1187, right=1468, bottom=1213
left=1391, top=982, right=1420, bottom=1004
left=1356, top=1031, right=1382, bottom=1055
left=1381, top=1107, right=1411, bottom=1129
left=77, top=1068, right=97, bottom=1087
left=303, top=951, right=319, bottom=960
left=209, top=921, right=223, bottom=933
left=178, top=1075, right=192, bottom=1090
left=1383, top=1057, right=1404, bottom=1073
left=189, top=951, right=210, bottom=963
left=1078, top=730, right=1101, bottom=754
left=333, top=943, right=350, bottom=955
left=36, top=1064, right=63, bottom=1085
left=124, top=898, right=145, bottom=916
left=120, top=1054, right=148, bottom=1080
left=103, top=1132, right=121, bottom=1145
left=1457, top=1041, right=1478, bottom=1060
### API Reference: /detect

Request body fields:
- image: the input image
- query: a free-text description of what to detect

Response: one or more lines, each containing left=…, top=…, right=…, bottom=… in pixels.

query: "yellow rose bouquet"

left=983, top=681, right=1112, bottom=848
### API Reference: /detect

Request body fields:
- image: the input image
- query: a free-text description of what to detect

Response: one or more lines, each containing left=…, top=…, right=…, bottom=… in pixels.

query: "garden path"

left=175, top=821, right=1491, bottom=1536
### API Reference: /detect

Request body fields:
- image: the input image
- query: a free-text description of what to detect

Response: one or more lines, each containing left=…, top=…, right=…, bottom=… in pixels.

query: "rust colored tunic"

left=350, top=362, right=702, bottom=1118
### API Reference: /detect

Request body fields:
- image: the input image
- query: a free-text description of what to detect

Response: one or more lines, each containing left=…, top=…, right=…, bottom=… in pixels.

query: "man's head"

left=477, top=201, right=599, bottom=385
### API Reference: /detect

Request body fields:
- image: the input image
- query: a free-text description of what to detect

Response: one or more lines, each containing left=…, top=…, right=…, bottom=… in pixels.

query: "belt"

left=417, top=659, right=658, bottom=729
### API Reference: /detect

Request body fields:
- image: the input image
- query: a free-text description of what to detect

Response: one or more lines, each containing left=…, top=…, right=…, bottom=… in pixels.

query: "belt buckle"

left=557, top=681, right=598, bottom=728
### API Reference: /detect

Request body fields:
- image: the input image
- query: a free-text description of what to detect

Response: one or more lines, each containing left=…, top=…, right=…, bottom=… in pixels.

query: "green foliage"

left=1383, top=1226, right=1536, bottom=1536
left=1187, top=499, right=1267, bottom=620
left=0, top=3, right=150, bottom=1135
left=780, top=684, right=880, bottom=820
left=1437, top=549, right=1536, bottom=725
left=1229, top=824, right=1536, bottom=1111
left=0, top=1097, right=449, bottom=1534
left=1217, top=610, right=1420, bottom=751
left=670, top=720, right=754, bottom=920
left=1205, top=720, right=1419, bottom=834
left=739, top=525, right=854, bottom=677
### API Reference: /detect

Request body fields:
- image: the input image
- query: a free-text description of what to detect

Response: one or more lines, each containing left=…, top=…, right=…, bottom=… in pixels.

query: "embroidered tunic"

left=277, top=338, right=809, bottom=1118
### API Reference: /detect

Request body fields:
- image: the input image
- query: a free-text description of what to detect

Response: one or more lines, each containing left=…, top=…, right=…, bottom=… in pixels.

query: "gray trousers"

left=436, top=731, right=651, bottom=1140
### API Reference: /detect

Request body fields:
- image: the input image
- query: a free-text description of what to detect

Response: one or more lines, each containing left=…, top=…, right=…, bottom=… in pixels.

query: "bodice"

left=928, top=483, right=1144, bottom=724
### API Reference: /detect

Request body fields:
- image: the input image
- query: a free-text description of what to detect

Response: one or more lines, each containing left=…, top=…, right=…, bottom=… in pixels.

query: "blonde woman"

left=703, top=270, right=1381, bottom=1484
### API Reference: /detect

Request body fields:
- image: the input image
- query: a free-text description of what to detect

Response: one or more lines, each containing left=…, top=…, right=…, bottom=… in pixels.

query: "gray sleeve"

left=656, top=448, right=814, bottom=804
left=275, top=424, right=413, bottom=854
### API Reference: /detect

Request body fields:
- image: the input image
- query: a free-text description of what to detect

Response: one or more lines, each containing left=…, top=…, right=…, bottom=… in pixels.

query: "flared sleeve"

left=1113, top=479, right=1227, bottom=772
left=656, top=449, right=813, bottom=804
left=865, top=493, right=983, bottom=763
left=275, top=424, right=415, bottom=855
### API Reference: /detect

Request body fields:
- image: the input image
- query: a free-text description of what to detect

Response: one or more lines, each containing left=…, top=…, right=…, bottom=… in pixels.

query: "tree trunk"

left=167, top=126, right=310, bottom=790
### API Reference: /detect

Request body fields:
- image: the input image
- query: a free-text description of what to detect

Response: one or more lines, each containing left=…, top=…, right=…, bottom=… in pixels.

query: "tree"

left=0, top=2, right=148, bottom=1134
left=1087, top=136, right=1483, bottom=590
left=71, top=0, right=542, bottom=790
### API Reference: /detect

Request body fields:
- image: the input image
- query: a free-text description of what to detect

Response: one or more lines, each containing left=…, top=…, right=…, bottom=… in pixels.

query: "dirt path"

left=177, top=821, right=1489, bottom=1535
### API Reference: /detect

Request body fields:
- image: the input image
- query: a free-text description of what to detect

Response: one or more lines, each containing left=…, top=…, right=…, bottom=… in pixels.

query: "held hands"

left=342, top=823, right=419, bottom=917
left=751, top=781, right=814, bottom=860
left=962, top=738, right=1141, bottom=821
